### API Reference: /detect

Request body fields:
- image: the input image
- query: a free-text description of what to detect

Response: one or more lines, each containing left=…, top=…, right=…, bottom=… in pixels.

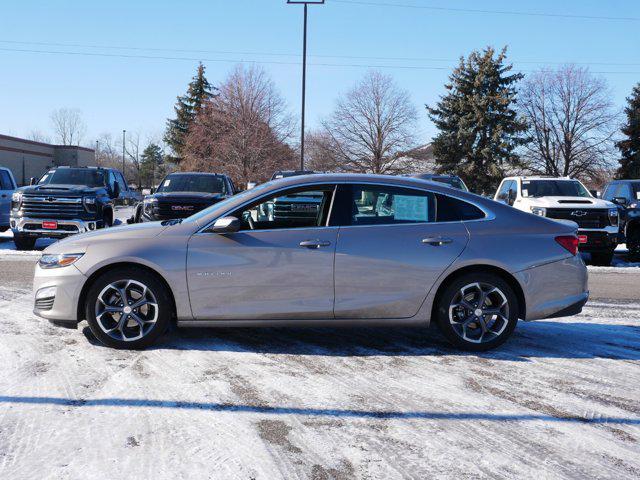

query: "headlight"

left=144, top=197, right=157, bottom=211
left=83, top=196, right=97, bottom=212
left=38, top=253, right=84, bottom=269
left=11, top=191, right=22, bottom=209
left=608, top=208, right=619, bottom=226
left=531, top=206, right=546, bottom=216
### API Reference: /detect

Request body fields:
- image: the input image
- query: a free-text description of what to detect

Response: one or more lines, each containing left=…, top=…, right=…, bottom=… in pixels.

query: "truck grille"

left=155, top=199, right=213, bottom=219
left=21, top=196, right=83, bottom=219
left=545, top=208, right=610, bottom=229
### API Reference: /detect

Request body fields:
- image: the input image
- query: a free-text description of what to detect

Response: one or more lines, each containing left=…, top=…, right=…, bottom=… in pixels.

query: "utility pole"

left=122, top=129, right=126, bottom=175
left=287, top=0, right=325, bottom=170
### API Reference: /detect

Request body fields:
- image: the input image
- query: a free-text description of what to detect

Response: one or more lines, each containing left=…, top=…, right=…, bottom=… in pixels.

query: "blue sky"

left=0, top=0, right=638, bottom=147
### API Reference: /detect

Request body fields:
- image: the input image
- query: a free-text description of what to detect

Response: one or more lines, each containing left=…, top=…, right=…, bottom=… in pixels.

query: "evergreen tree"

left=140, top=143, right=164, bottom=188
left=617, top=83, right=640, bottom=179
left=164, top=63, right=215, bottom=161
left=427, top=47, right=529, bottom=193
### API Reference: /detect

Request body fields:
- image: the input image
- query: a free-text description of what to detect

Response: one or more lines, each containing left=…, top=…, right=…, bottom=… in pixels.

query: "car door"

left=333, top=183, right=469, bottom=319
left=0, top=169, right=16, bottom=227
left=187, top=184, right=338, bottom=320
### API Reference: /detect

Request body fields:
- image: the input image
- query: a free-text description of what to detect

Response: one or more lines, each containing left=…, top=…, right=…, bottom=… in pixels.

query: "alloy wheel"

left=448, top=282, right=510, bottom=344
left=95, top=279, right=159, bottom=342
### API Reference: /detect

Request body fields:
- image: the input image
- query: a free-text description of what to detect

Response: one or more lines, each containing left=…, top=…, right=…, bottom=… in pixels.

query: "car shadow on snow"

left=81, top=319, right=640, bottom=361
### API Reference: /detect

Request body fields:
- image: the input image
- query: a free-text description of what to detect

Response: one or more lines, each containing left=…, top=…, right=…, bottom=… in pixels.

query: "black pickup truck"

left=138, top=172, right=236, bottom=222
left=602, top=179, right=640, bottom=260
left=10, top=166, right=138, bottom=250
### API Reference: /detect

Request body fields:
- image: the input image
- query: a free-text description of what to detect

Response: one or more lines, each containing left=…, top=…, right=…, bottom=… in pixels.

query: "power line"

left=332, top=0, right=640, bottom=22
left=0, top=46, right=638, bottom=75
left=0, top=39, right=638, bottom=68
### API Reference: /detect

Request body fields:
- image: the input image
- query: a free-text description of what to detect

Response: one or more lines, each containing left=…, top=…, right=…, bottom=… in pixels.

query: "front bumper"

left=577, top=226, right=619, bottom=252
left=11, top=216, right=101, bottom=238
left=32, top=262, right=87, bottom=323
left=515, top=254, right=589, bottom=321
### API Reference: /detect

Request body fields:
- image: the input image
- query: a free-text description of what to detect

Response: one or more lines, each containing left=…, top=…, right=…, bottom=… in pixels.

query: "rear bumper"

left=515, top=255, right=589, bottom=321
left=11, top=216, right=101, bottom=238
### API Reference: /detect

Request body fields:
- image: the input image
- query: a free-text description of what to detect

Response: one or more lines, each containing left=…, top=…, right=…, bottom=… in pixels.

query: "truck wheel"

left=590, top=250, right=614, bottom=266
left=435, top=273, right=519, bottom=351
left=628, top=227, right=640, bottom=262
left=85, top=267, right=173, bottom=349
left=13, top=234, right=37, bottom=251
left=102, top=210, right=113, bottom=228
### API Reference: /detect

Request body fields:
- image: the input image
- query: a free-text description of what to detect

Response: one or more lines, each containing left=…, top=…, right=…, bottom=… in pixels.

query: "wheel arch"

left=77, top=262, right=177, bottom=322
left=430, top=264, right=526, bottom=321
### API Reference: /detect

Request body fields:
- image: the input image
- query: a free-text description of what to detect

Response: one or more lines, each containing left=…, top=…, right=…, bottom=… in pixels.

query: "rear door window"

left=0, top=170, right=14, bottom=190
left=346, top=184, right=435, bottom=226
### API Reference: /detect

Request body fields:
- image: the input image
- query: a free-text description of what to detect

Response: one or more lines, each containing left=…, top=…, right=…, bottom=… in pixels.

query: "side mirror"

left=29, top=177, right=37, bottom=185
left=507, top=189, right=516, bottom=205
left=150, top=187, right=155, bottom=194
left=613, top=196, right=628, bottom=206
left=589, top=189, right=599, bottom=198
left=111, top=182, right=121, bottom=198
left=210, top=216, right=241, bottom=234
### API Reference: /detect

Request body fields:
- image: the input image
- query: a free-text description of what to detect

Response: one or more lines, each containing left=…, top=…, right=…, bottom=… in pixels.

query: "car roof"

left=166, top=172, right=225, bottom=177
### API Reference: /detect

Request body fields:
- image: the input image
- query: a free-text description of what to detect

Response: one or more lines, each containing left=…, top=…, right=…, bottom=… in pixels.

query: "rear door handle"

left=299, top=239, right=331, bottom=249
left=422, top=236, right=453, bottom=246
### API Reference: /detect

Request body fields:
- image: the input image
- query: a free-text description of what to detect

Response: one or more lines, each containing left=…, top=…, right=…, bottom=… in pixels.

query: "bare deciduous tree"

left=182, top=65, right=296, bottom=186
left=519, top=65, right=619, bottom=179
left=315, top=71, right=417, bottom=174
left=27, top=130, right=51, bottom=144
left=50, top=108, right=87, bottom=146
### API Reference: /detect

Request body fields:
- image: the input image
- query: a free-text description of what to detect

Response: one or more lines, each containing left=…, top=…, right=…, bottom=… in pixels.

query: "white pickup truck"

left=494, top=176, right=619, bottom=265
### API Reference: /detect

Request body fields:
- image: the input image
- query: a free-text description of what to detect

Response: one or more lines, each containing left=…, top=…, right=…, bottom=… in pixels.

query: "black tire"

left=627, top=226, right=640, bottom=262
left=435, top=273, right=519, bottom=352
left=590, top=250, right=614, bottom=266
left=85, top=267, right=173, bottom=349
left=13, top=234, right=37, bottom=251
left=102, top=209, right=113, bottom=229
left=0, top=226, right=8, bottom=233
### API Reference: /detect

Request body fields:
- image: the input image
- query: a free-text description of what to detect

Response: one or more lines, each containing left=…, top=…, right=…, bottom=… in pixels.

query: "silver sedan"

left=32, top=174, right=588, bottom=351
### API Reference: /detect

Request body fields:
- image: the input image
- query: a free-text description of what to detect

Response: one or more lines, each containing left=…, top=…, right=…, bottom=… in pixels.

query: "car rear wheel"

left=13, top=234, right=36, bottom=251
left=85, top=267, right=172, bottom=349
left=435, top=273, right=519, bottom=351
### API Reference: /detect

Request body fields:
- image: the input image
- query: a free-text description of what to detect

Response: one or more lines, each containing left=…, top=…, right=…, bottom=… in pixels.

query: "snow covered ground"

left=0, top=286, right=638, bottom=479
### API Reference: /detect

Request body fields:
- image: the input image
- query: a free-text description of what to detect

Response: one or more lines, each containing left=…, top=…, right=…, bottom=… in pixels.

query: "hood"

left=527, top=196, right=615, bottom=208
left=151, top=191, right=225, bottom=201
left=20, top=184, right=105, bottom=196
left=43, top=221, right=168, bottom=254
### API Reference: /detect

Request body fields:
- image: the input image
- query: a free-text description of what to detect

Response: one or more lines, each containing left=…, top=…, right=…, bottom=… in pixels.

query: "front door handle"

left=422, top=236, right=453, bottom=246
left=299, top=239, right=331, bottom=249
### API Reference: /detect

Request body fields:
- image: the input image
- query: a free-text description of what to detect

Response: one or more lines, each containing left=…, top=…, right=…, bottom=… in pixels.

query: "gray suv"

left=32, top=174, right=588, bottom=351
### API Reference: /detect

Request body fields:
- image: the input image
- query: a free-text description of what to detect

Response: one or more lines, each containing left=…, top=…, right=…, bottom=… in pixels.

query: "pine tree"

left=140, top=143, right=164, bottom=188
left=164, top=63, right=215, bottom=161
left=617, top=83, right=640, bottom=179
left=427, top=47, right=529, bottom=194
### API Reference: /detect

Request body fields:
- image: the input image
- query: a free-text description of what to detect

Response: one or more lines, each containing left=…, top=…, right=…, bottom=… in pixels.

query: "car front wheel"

left=435, top=273, right=519, bottom=351
left=85, top=267, right=172, bottom=349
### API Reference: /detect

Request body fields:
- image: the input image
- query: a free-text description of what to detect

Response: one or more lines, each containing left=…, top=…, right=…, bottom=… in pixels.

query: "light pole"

left=122, top=129, right=126, bottom=175
left=287, top=0, right=324, bottom=171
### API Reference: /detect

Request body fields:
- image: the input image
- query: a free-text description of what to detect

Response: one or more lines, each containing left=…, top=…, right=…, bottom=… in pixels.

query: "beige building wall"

left=0, top=134, right=95, bottom=186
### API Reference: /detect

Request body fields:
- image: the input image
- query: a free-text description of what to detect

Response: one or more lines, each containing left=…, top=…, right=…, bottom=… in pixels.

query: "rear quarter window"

left=436, top=194, right=485, bottom=222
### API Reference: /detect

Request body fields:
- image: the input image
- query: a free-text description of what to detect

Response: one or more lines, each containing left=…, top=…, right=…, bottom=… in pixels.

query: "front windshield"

left=157, top=174, right=227, bottom=194
left=182, top=180, right=274, bottom=224
left=39, top=169, right=105, bottom=187
left=522, top=180, right=591, bottom=198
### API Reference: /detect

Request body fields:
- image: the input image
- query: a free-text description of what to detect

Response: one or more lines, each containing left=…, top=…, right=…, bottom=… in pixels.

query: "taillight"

left=555, top=235, right=579, bottom=256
